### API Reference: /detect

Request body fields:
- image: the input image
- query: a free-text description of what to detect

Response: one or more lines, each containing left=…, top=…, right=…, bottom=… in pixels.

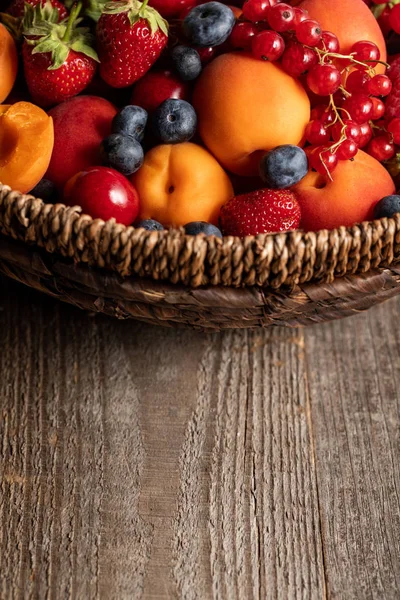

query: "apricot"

left=193, top=53, right=310, bottom=176
left=0, top=24, right=18, bottom=103
left=293, top=150, right=395, bottom=231
left=131, top=143, right=233, bottom=227
left=299, top=0, right=387, bottom=74
left=0, top=102, right=54, bottom=193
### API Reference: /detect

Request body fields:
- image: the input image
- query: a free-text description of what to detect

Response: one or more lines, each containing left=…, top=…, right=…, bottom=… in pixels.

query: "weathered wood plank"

left=305, top=302, right=400, bottom=600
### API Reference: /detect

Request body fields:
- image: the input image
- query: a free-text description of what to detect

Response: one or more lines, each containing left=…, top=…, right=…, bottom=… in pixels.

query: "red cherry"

left=335, top=138, right=358, bottom=160
left=306, top=64, right=341, bottom=96
left=317, top=31, right=340, bottom=53
left=281, top=42, right=317, bottom=77
left=366, top=135, right=395, bottom=162
left=252, top=30, right=285, bottom=61
left=342, top=93, right=373, bottom=123
left=370, top=97, right=386, bottom=120
left=367, top=74, right=393, bottom=97
left=351, top=40, right=380, bottom=69
left=331, top=119, right=361, bottom=144
left=130, top=70, right=190, bottom=113
left=345, top=70, right=370, bottom=94
left=387, top=117, right=400, bottom=144
left=242, top=0, right=270, bottom=22
left=309, top=147, right=338, bottom=175
left=64, top=167, right=140, bottom=225
left=267, top=3, right=295, bottom=33
left=305, top=119, right=330, bottom=145
left=358, top=122, right=373, bottom=148
left=296, top=19, right=322, bottom=47
left=229, top=21, right=257, bottom=50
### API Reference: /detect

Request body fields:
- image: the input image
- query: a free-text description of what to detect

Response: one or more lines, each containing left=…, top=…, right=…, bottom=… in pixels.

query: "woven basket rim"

left=1, top=182, right=400, bottom=290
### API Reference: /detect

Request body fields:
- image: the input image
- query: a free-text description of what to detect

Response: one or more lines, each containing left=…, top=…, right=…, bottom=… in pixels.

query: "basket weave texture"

left=1, top=182, right=400, bottom=329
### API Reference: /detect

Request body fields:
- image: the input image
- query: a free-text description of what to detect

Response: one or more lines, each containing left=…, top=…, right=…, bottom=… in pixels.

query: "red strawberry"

left=220, top=189, right=301, bottom=237
left=22, top=2, right=99, bottom=107
left=96, top=0, right=168, bottom=88
left=8, top=0, right=68, bottom=20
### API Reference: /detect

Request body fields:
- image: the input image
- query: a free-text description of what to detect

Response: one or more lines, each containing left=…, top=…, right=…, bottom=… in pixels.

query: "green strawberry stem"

left=140, top=0, right=150, bottom=10
left=63, top=1, right=82, bottom=42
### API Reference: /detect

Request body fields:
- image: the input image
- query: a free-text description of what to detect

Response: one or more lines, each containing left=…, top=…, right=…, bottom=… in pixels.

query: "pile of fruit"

left=1, top=0, right=400, bottom=237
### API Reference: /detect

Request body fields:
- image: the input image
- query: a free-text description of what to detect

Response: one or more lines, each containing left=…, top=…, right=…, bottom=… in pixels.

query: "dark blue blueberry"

left=373, top=195, right=400, bottom=219
left=171, top=45, right=202, bottom=82
left=100, top=133, right=144, bottom=176
left=259, top=145, right=309, bottom=189
left=152, top=99, right=197, bottom=144
left=111, top=105, right=148, bottom=142
left=183, top=2, right=235, bottom=48
left=137, top=219, right=164, bottom=231
left=184, top=221, right=223, bottom=237
left=29, top=178, right=58, bottom=203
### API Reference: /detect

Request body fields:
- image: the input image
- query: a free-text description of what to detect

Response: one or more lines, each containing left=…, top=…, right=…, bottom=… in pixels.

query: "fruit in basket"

left=29, top=178, right=59, bottom=203
left=220, top=188, right=301, bottom=236
left=0, top=102, right=54, bottom=193
left=293, top=150, right=396, bottom=231
left=21, top=2, right=99, bottom=107
left=132, top=142, right=233, bottom=226
left=373, top=195, right=400, bottom=219
left=152, top=98, right=197, bottom=143
left=130, top=70, right=191, bottom=113
left=193, top=53, right=310, bottom=176
left=96, top=0, right=169, bottom=88
left=100, top=133, right=144, bottom=175
left=137, top=218, right=164, bottom=230
left=182, top=2, right=235, bottom=47
left=0, top=24, right=18, bottom=104
left=111, top=105, right=148, bottom=142
left=46, top=95, right=117, bottom=190
left=171, top=45, right=202, bottom=81
left=64, top=166, right=140, bottom=225
left=7, top=0, right=68, bottom=19
left=184, top=221, right=223, bottom=237
left=299, top=0, right=387, bottom=73
left=259, top=145, right=308, bottom=189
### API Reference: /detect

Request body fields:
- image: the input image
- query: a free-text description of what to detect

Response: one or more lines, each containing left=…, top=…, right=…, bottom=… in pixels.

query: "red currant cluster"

left=364, top=0, right=400, bottom=37
left=228, top=0, right=396, bottom=177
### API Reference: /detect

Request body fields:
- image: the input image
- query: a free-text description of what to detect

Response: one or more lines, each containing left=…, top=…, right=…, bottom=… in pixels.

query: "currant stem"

left=63, top=1, right=82, bottom=42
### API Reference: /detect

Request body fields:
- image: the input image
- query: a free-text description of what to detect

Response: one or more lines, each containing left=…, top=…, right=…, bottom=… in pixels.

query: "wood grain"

left=0, top=277, right=399, bottom=599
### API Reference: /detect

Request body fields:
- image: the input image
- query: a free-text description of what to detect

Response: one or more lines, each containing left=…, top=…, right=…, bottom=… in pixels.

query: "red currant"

left=251, top=30, right=285, bottom=61
left=378, top=6, right=392, bottom=37
left=317, top=31, right=340, bottom=53
left=331, top=119, right=361, bottom=144
left=296, top=19, right=322, bottom=46
left=310, top=147, right=338, bottom=175
left=345, top=70, right=370, bottom=94
left=366, top=135, right=395, bottom=162
left=229, top=22, right=258, bottom=50
left=358, top=122, right=373, bottom=148
left=335, top=138, right=358, bottom=160
left=242, top=0, right=270, bottom=23
left=293, top=6, right=308, bottom=26
left=370, top=97, right=386, bottom=120
left=351, top=40, right=380, bottom=69
left=342, top=93, right=373, bottom=123
left=267, top=3, right=295, bottom=32
left=387, top=117, right=400, bottom=144
left=306, top=64, right=341, bottom=96
left=305, top=119, right=330, bottom=145
left=389, top=4, right=400, bottom=35
left=311, top=104, right=335, bottom=124
left=281, top=42, right=317, bottom=77
left=367, top=74, right=392, bottom=97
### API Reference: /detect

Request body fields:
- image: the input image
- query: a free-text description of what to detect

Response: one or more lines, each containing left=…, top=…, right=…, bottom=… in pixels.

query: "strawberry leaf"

left=103, top=0, right=168, bottom=36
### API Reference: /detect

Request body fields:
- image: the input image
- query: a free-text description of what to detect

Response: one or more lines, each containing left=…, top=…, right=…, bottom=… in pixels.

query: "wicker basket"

left=1, top=181, right=400, bottom=330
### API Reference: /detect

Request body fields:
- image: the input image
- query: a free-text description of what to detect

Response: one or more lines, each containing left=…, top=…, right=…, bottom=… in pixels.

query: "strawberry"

left=7, top=0, right=68, bottom=20
left=220, top=189, right=301, bottom=237
left=22, top=1, right=99, bottom=107
left=96, top=0, right=168, bottom=88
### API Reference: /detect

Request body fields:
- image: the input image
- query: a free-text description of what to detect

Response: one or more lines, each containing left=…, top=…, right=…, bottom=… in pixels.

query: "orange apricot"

left=131, top=143, right=233, bottom=227
left=0, top=102, right=54, bottom=193
left=0, top=24, right=18, bottom=103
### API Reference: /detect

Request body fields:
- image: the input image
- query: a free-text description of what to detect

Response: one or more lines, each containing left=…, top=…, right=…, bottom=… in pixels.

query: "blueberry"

left=184, top=221, right=223, bottom=237
left=29, top=178, right=58, bottom=203
left=152, top=99, right=197, bottom=144
left=259, top=145, right=309, bottom=189
left=100, top=133, right=144, bottom=176
left=137, top=219, right=164, bottom=231
left=183, top=2, right=235, bottom=48
left=171, top=45, right=202, bottom=82
left=111, top=105, right=148, bottom=142
left=373, top=195, right=400, bottom=219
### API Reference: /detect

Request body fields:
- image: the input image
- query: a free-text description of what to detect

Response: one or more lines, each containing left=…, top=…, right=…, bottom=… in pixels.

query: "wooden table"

left=0, top=276, right=399, bottom=599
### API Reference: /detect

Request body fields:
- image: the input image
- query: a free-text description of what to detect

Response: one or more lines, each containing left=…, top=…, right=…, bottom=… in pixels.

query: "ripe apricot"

left=0, top=24, right=18, bottom=103
left=193, top=53, right=310, bottom=176
left=131, top=143, right=233, bottom=227
left=0, top=102, right=54, bottom=193
left=293, top=150, right=395, bottom=231
left=299, top=0, right=387, bottom=73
